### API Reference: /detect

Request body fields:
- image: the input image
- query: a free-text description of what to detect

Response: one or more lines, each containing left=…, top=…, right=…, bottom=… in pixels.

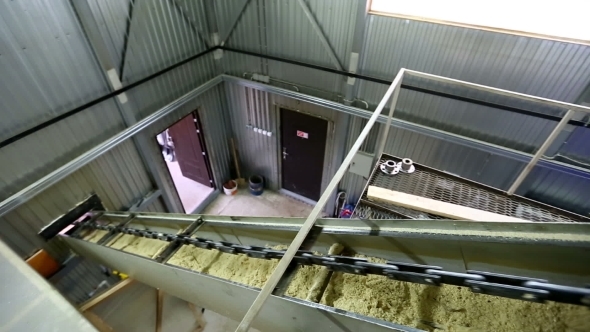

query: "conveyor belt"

left=353, top=154, right=590, bottom=222
left=62, top=211, right=590, bottom=332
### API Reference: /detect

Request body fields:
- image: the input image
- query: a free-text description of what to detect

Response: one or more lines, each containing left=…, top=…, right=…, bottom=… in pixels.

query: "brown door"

left=167, top=113, right=213, bottom=187
left=280, top=108, right=328, bottom=201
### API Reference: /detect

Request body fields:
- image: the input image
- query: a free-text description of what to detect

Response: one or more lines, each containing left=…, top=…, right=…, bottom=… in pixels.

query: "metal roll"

left=384, top=160, right=397, bottom=173
left=401, top=158, right=413, bottom=171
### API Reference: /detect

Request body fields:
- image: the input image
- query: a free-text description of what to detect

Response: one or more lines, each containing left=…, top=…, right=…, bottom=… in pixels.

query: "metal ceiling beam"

left=296, top=0, right=343, bottom=71
left=71, top=0, right=183, bottom=213
left=405, top=70, right=590, bottom=114
left=119, top=0, right=137, bottom=80
left=219, top=0, right=251, bottom=46
left=168, top=0, right=210, bottom=49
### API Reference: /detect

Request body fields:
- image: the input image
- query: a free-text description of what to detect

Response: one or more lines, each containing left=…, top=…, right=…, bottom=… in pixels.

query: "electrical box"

left=349, top=151, right=374, bottom=178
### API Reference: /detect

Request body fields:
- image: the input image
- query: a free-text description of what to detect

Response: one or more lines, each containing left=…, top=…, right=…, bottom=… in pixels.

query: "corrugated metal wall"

left=0, top=0, right=223, bottom=261
left=0, top=1, right=125, bottom=202
left=359, top=16, right=590, bottom=103
left=2, top=0, right=590, bottom=265
left=0, top=140, right=153, bottom=260
left=219, top=0, right=356, bottom=99
left=224, top=81, right=346, bottom=212
left=214, top=0, right=590, bottom=216
left=50, top=257, right=120, bottom=305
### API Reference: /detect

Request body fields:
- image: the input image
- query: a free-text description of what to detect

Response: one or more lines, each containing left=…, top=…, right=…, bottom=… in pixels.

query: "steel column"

left=375, top=77, right=403, bottom=161
left=343, top=0, right=369, bottom=104
left=507, top=109, right=577, bottom=194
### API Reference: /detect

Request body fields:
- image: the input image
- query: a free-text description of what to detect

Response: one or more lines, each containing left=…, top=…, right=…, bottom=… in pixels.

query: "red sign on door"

left=296, top=130, right=309, bottom=139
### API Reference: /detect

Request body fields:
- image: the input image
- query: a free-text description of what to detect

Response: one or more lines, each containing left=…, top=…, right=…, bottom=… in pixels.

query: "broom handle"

left=230, top=138, right=242, bottom=179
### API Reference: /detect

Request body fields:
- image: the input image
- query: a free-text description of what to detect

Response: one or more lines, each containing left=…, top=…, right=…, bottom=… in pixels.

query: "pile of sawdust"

left=168, top=244, right=324, bottom=297
left=107, top=234, right=168, bottom=258
left=82, top=229, right=109, bottom=243
left=109, top=238, right=590, bottom=331
left=320, top=255, right=590, bottom=332
left=168, top=245, right=280, bottom=288
left=284, top=265, right=325, bottom=299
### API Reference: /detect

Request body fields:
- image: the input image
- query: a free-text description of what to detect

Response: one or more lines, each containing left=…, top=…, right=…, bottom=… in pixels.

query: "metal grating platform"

left=353, top=154, right=588, bottom=223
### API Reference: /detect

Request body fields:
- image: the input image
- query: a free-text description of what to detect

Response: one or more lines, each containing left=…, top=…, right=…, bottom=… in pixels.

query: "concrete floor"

left=166, top=159, right=214, bottom=213
left=202, top=189, right=314, bottom=217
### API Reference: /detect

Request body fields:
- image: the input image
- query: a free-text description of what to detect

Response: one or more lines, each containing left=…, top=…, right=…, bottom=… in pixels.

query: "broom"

left=230, top=138, right=247, bottom=187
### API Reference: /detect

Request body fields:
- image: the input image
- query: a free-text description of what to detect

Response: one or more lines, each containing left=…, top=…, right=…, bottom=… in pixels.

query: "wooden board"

left=83, top=312, right=114, bottom=332
left=78, top=278, right=134, bottom=312
left=367, top=186, right=530, bottom=222
left=156, top=289, right=164, bottom=332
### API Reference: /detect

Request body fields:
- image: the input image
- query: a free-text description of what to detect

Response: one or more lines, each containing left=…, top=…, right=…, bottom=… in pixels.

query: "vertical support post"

left=342, top=0, right=368, bottom=105
left=70, top=0, right=183, bottom=213
left=507, top=109, right=576, bottom=195
left=374, top=78, right=403, bottom=160
left=235, top=68, right=405, bottom=332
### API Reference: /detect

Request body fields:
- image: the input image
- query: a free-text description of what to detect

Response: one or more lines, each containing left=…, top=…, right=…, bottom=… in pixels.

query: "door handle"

left=282, top=147, right=288, bottom=160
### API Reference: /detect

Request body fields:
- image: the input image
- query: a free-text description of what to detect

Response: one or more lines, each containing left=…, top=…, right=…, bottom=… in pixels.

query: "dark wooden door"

left=167, top=113, right=212, bottom=187
left=280, top=108, right=328, bottom=201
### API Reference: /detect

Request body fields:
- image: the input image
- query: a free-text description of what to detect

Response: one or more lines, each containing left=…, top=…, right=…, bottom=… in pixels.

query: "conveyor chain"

left=81, top=223, right=590, bottom=307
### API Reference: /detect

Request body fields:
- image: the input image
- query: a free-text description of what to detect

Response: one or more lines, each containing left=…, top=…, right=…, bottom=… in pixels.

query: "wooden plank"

left=78, top=278, right=134, bottom=312
left=155, top=289, right=164, bottom=332
left=83, top=311, right=114, bottom=332
left=367, top=186, right=530, bottom=222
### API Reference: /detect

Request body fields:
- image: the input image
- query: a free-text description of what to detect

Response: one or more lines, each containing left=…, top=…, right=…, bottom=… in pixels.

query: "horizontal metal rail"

left=0, top=76, right=221, bottom=217
left=223, top=75, right=590, bottom=179
left=404, top=70, right=590, bottom=114
left=92, top=211, right=590, bottom=246
left=4, top=72, right=589, bottom=218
